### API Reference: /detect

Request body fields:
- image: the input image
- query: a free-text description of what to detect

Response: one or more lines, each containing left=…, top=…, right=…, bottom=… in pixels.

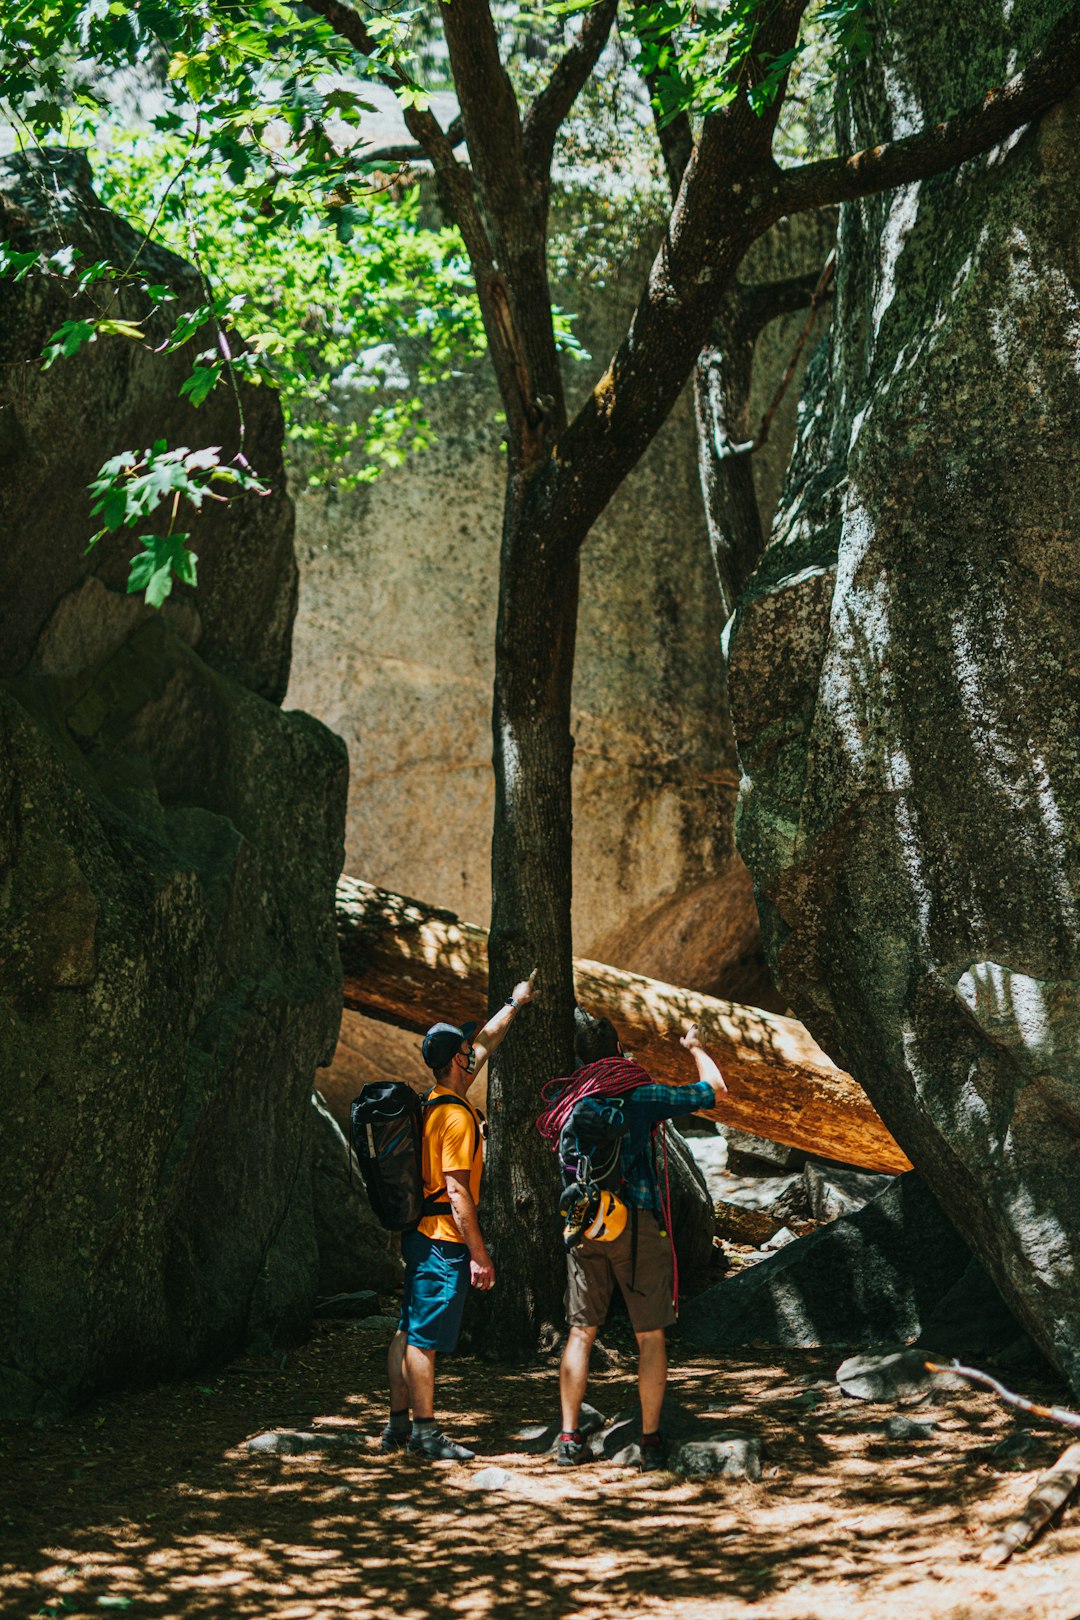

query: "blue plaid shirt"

left=619, top=1080, right=714, bottom=1217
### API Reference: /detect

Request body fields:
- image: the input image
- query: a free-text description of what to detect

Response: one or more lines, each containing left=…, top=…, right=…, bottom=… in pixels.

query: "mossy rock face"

left=0, top=148, right=296, bottom=703
left=0, top=154, right=350, bottom=1416
left=0, top=605, right=348, bottom=1417
left=728, top=1, right=1080, bottom=1389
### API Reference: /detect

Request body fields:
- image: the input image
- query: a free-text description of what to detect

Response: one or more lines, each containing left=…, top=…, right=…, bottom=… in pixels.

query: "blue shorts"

left=399, top=1228, right=471, bottom=1353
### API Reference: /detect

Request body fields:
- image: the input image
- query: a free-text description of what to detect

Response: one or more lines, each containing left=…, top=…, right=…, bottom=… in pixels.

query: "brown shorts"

left=565, top=1207, right=676, bottom=1334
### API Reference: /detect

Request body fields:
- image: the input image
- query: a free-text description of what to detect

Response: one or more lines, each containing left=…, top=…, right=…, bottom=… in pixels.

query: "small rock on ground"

left=512, top=1402, right=607, bottom=1455
left=673, top=1435, right=762, bottom=1480
left=245, top=1429, right=362, bottom=1456
left=836, top=1348, right=964, bottom=1403
left=882, top=1415, right=936, bottom=1440
left=465, top=1467, right=519, bottom=1491
left=989, top=1430, right=1044, bottom=1466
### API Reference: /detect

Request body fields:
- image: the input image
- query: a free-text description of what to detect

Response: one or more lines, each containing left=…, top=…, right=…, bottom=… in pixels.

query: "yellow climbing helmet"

left=584, top=1189, right=628, bottom=1242
left=562, top=1186, right=628, bottom=1248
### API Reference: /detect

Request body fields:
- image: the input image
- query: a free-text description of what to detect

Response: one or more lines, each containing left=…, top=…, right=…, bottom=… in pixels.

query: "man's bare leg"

left=404, top=1344, right=437, bottom=1419
left=387, top=1329, right=410, bottom=1412
left=560, top=1325, right=598, bottom=1432
left=636, top=1329, right=667, bottom=1434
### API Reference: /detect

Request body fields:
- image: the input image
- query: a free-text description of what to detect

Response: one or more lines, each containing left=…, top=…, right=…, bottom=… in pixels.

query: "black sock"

left=641, top=1430, right=663, bottom=1443
left=412, top=1416, right=437, bottom=1436
left=386, top=1408, right=409, bottom=1434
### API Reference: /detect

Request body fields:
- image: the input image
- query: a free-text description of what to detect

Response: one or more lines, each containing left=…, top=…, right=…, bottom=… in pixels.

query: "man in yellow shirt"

left=382, top=972, right=537, bottom=1461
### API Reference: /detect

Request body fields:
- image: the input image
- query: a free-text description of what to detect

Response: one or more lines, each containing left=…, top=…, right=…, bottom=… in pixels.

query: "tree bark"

left=483, top=473, right=582, bottom=1349
left=337, top=877, right=912, bottom=1176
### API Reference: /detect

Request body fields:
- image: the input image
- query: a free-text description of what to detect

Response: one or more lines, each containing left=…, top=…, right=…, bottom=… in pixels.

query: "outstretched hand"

left=513, top=967, right=540, bottom=1006
left=681, top=1020, right=727, bottom=1096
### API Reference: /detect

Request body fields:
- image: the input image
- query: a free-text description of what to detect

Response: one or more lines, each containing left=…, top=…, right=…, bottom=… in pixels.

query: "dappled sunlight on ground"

left=3, top=1325, right=1080, bottom=1618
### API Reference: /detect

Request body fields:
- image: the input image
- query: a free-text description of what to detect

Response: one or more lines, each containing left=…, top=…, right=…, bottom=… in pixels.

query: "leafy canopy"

left=0, top=0, right=868, bottom=600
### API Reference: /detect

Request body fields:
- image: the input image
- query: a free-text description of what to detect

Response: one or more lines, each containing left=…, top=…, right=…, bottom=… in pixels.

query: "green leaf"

left=41, top=319, right=97, bottom=369
left=127, top=534, right=198, bottom=608
left=0, top=242, right=41, bottom=280
left=179, top=362, right=224, bottom=407
left=95, top=318, right=145, bottom=341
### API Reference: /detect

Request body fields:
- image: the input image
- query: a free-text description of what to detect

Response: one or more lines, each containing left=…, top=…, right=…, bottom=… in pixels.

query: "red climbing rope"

left=536, top=1056, right=653, bottom=1146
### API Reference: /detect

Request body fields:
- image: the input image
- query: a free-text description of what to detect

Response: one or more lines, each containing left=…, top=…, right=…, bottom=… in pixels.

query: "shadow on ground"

left=2, top=1320, right=1080, bottom=1620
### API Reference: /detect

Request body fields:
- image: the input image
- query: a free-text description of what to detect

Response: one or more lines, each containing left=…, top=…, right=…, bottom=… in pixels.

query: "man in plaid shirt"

left=555, top=1017, right=727, bottom=1470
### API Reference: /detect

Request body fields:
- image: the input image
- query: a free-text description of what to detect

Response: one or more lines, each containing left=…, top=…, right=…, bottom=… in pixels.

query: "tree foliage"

left=1, top=1, right=489, bottom=594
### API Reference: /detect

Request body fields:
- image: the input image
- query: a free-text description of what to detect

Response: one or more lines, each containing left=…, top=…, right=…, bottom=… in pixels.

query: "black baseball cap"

left=422, top=1020, right=478, bottom=1070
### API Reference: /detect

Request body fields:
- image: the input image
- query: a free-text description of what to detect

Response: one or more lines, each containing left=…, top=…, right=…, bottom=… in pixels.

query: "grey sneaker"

left=556, top=1431, right=587, bottom=1467
left=379, top=1426, right=409, bottom=1452
left=407, top=1428, right=476, bottom=1462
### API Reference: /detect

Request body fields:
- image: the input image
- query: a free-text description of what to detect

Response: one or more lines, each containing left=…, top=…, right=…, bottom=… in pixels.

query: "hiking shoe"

left=407, top=1429, right=476, bottom=1462
left=639, top=1433, right=668, bottom=1472
left=379, top=1426, right=410, bottom=1452
left=556, top=1430, right=587, bottom=1467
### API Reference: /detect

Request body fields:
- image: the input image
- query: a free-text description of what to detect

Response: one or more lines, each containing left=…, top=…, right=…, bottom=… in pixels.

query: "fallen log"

left=337, top=877, right=911, bottom=1175
left=983, top=1442, right=1080, bottom=1568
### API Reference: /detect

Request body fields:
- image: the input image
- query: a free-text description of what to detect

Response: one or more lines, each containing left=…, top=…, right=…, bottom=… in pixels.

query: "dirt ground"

left=4, top=1315, right=1080, bottom=1620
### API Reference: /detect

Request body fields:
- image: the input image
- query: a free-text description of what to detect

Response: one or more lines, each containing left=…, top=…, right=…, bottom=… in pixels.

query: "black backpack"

left=557, top=1093, right=631, bottom=1249
left=350, top=1083, right=481, bottom=1233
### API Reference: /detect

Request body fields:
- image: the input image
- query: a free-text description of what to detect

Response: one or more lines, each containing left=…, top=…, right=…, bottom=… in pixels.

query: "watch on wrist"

left=506, top=994, right=519, bottom=1010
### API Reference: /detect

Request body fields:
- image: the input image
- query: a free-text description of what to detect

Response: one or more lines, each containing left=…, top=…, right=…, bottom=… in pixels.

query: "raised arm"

left=680, top=1022, right=728, bottom=1102
left=472, top=968, right=539, bottom=1073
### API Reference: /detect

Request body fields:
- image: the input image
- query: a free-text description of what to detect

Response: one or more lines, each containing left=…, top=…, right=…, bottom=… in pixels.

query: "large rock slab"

left=727, top=1, right=1080, bottom=1387
left=0, top=153, right=348, bottom=1416
left=680, top=1174, right=972, bottom=1350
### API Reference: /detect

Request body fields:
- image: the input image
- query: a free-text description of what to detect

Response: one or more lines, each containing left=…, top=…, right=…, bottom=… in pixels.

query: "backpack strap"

left=419, top=1093, right=483, bottom=1217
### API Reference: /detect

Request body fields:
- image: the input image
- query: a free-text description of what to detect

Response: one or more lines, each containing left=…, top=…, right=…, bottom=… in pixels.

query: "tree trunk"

left=337, top=877, right=912, bottom=1175
left=484, top=470, right=582, bottom=1350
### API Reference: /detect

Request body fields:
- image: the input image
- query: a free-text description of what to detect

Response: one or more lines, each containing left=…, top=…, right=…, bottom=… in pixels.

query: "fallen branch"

left=925, top=1358, right=1080, bottom=1567
left=924, top=1359, right=1080, bottom=1432
left=984, top=1443, right=1080, bottom=1568
left=337, top=876, right=911, bottom=1174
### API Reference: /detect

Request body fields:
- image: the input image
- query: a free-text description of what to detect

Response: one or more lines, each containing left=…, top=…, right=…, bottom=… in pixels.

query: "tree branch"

left=550, top=0, right=811, bottom=534
left=358, top=116, right=464, bottom=169
left=302, top=2, right=496, bottom=286
left=925, top=1359, right=1080, bottom=1432
left=777, top=9, right=1080, bottom=216
left=521, top=0, right=619, bottom=180
left=438, top=0, right=528, bottom=227
left=740, top=268, right=827, bottom=335
left=718, top=252, right=835, bottom=458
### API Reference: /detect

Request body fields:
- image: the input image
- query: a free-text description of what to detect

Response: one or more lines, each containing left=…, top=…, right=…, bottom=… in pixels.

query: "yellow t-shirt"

left=416, top=1086, right=484, bottom=1245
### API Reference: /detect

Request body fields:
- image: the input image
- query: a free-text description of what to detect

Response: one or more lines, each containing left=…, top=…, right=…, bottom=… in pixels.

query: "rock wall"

left=0, top=152, right=349, bottom=1415
left=728, top=4, right=1080, bottom=1385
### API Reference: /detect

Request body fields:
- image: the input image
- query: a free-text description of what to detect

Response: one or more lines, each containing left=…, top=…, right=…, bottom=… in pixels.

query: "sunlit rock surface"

left=728, top=4, right=1080, bottom=1385
left=0, top=152, right=348, bottom=1415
